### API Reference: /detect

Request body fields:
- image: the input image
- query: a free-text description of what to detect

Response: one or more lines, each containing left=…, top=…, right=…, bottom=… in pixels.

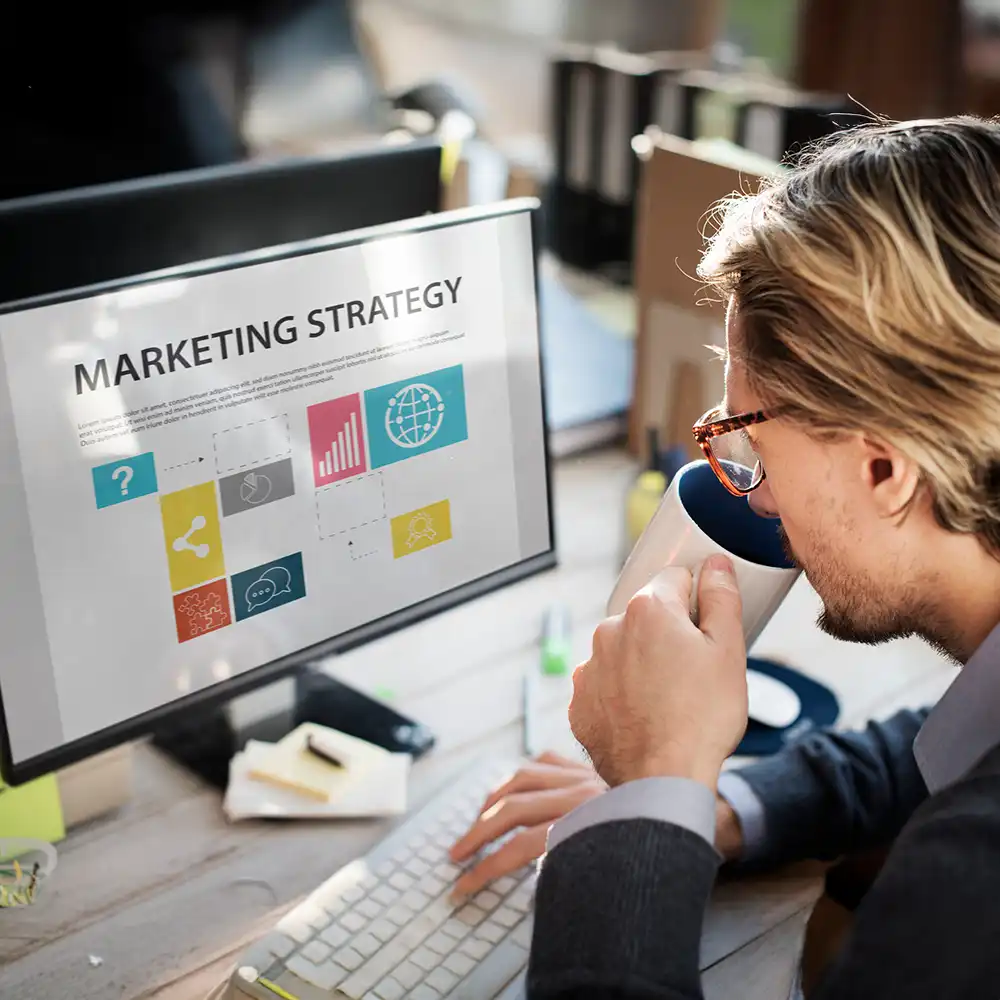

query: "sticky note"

left=0, top=773, right=66, bottom=844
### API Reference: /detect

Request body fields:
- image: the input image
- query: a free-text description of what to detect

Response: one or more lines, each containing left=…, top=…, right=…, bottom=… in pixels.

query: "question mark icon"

left=112, top=466, right=134, bottom=496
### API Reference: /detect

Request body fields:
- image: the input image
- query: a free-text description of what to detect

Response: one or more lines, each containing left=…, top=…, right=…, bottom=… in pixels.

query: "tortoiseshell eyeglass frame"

left=691, top=405, right=773, bottom=497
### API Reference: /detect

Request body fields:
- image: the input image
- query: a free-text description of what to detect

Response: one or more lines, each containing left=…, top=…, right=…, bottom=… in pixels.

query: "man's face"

left=724, top=303, right=929, bottom=645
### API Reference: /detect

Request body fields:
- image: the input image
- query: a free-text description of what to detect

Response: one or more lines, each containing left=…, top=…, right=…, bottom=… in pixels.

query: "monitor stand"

left=150, top=664, right=436, bottom=790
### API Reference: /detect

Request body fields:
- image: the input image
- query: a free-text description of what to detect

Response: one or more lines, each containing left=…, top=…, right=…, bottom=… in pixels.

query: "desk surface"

left=2, top=449, right=957, bottom=1000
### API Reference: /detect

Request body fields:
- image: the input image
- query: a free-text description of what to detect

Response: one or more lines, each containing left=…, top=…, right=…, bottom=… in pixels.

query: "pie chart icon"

left=241, top=471, right=272, bottom=505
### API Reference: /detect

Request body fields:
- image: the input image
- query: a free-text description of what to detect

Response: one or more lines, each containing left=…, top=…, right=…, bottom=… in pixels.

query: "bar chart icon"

left=307, top=393, right=368, bottom=487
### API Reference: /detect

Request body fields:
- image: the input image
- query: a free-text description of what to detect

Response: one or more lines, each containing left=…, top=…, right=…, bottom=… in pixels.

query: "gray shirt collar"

left=913, top=621, right=1000, bottom=794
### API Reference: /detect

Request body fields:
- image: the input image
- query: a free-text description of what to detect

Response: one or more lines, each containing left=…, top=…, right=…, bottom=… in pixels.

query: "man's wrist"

left=620, top=749, right=723, bottom=793
left=715, top=795, right=744, bottom=861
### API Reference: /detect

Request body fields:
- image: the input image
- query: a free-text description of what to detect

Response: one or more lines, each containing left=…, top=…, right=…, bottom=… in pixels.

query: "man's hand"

left=570, top=555, right=749, bottom=791
left=449, top=752, right=606, bottom=896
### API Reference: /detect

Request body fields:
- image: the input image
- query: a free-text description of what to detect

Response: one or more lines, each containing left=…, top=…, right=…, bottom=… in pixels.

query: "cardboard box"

left=628, top=132, right=781, bottom=462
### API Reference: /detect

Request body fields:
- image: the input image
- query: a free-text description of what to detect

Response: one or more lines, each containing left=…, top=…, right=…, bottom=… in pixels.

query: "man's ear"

left=860, top=436, right=921, bottom=518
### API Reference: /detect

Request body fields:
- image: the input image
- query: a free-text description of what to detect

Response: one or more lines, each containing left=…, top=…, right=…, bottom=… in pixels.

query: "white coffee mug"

left=609, top=460, right=801, bottom=650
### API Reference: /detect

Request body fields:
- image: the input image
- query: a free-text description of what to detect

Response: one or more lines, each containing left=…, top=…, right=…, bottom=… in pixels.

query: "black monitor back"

left=0, top=142, right=442, bottom=305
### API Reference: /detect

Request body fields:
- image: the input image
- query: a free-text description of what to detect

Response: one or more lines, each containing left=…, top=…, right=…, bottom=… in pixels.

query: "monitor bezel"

left=0, top=198, right=556, bottom=785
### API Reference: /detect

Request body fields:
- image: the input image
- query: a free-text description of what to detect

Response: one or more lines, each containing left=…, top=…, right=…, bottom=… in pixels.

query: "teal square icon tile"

left=231, top=552, right=306, bottom=621
left=92, top=452, right=158, bottom=508
left=364, top=364, right=468, bottom=469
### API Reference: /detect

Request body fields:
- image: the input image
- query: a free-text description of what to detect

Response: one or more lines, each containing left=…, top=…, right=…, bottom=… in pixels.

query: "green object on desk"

left=0, top=773, right=65, bottom=843
left=541, top=605, right=571, bottom=676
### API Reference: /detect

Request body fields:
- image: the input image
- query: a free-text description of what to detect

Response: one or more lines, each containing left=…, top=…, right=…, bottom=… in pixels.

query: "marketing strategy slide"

left=0, top=212, right=549, bottom=745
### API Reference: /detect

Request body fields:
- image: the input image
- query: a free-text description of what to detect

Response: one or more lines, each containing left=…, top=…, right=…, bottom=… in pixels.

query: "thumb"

left=698, top=554, right=744, bottom=649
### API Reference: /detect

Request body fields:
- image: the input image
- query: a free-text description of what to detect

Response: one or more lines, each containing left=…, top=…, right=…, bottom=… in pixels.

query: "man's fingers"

left=453, top=826, right=546, bottom=897
left=697, top=554, right=744, bottom=651
left=451, top=783, right=604, bottom=862
left=479, top=762, right=597, bottom=812
left=534, top=750, right=591, bottom=770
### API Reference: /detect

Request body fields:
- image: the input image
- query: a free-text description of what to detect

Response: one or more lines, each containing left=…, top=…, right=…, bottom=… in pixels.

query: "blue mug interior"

left=677, top=462, right=795, bottom=570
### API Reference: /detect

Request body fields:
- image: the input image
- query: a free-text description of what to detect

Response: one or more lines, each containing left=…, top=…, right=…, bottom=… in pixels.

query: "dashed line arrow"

left=348, top=539, right=379, bottom=561
left=164, top=457, right=205, bottom=472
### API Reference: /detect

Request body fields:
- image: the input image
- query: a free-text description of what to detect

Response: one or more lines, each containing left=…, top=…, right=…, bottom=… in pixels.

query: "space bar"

left=445, top=938, right=528, bottom=999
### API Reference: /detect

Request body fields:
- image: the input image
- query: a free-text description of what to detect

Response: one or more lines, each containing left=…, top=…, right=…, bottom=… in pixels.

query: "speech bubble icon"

left=260, top=565, right=292, bottom=597
left=245, top=577, right=277, bottom=613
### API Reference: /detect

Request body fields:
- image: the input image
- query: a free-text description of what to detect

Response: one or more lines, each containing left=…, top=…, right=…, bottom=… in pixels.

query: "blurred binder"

left=736, top=91, right=855, bottom=163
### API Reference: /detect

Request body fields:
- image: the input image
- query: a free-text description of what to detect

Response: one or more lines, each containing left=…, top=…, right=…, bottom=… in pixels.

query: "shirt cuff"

left=546, top=776, right=717, bottom=854
left=716, top=771, right=768, bottom=863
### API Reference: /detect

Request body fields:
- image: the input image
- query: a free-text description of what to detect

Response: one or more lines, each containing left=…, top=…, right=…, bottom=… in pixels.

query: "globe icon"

left=385, top=382, right=446, bottom=449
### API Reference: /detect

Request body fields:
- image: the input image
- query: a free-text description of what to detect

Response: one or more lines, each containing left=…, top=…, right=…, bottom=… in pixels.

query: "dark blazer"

left=526, top=711, right=1000, bottom=998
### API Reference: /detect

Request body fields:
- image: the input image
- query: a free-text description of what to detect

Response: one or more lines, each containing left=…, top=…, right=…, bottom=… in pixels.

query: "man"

left=451, top=116, right=1000, bottom=996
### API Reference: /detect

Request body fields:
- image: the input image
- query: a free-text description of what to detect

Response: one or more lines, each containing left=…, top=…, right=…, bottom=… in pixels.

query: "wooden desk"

left=1, top=449, right=956, bottom=1000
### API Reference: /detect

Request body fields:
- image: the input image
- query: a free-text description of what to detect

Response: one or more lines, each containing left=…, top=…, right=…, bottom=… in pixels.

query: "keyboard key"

left=402, top=889, right=430, bottom=911
left=374, top=978, right=405, bottom=1000
left=494, top=906, right=520, bottom=929
left=434, top=831, right=455, bottom=849
left=388, top=872, right=415, bottom=892
left=268, top=935, right=296, bottom=960
left=334, top=946, right=365, bottom=971
left=442, top=918, right=470, bottom=940
left=420, top=845, right=444, bottom=864
left=443, top=951, right=477, bottom=978
left=492, top=877, right=517, bottom=896
left=359, top=874, right=378, bottom=890
left=320, top=923, right=351, bottom=949
left=407, top=835, right=426, bottom=851
left=425, top=931, right=456, bottom=955
left=368, top=918, right=396, bottom=943
left=385, top=904, right=413, bottom=926
left=475, top=890, right=501, bottom=911
left=456, top=904, right=486, bottom=927
left=419, top=875, right=446, bottom=897
left=426, top=967, right=459, bottom=993
left=460, top=938, right=492, bottom=961
left=390, top=847, right=410, bottom=865
left=339, top=912, right=368, bottom=934
left=409, top=986, right=440, bottom=1000
left=374, top=862, right=394, bottom=879
left=283, top=920, right=315, bottom=945
left=300, top=939, right=332, bottom=964
left=393, top=961, right=423, bottom=989
left=477, top=921, right=506, bottom=944
left=406, top=858, right=431, bottom=878
left=511, top=920, right=533, bottom=949
left=354, top=933, right=381, bottom=958
left=411, top=946, right=440, bottom=972
left=285, top=954, right=346, bottom=991
left=436, top=863, right=461, bottom=882
left=371, top=885, right=399, bottom=907
left=323, top=897, right=347, bottom=918
left=356, top=899, right=382, bottom=920
left=343, top=886, right=365, bottom=904
left=508, top=888, right=533, bottom=913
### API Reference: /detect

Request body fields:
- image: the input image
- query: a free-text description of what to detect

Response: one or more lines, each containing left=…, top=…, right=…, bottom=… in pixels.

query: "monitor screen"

left=0, top=202, right=553, bottom=783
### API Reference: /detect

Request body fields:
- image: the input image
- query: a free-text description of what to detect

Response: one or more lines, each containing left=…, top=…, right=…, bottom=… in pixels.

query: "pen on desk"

left=257, top=977, right=299, bottom=1000
left=523, top=669, right=541, bottom=757
left=236, top=967, right=299, bottom=1000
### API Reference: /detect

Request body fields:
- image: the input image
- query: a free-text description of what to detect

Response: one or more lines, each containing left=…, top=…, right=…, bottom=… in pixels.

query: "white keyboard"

left=231, top=758, right=534, bottom=1000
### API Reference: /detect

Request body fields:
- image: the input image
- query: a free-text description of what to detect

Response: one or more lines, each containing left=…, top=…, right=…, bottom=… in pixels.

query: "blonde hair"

left=698, top=115, right=1000, bottom=554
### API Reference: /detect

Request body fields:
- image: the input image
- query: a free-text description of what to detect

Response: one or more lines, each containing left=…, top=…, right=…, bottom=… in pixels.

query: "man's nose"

left=748, top=479, right=780, bottom=518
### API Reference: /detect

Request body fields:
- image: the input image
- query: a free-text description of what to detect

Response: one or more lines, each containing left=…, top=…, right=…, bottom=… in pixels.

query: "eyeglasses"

left=692, top=405, right=774, bottom=497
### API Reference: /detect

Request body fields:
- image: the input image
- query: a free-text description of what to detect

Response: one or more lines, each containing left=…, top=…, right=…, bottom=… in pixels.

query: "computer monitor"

left=0, top=200, right=554, bottom=786
left=0, top=141, right=443, bottom=306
